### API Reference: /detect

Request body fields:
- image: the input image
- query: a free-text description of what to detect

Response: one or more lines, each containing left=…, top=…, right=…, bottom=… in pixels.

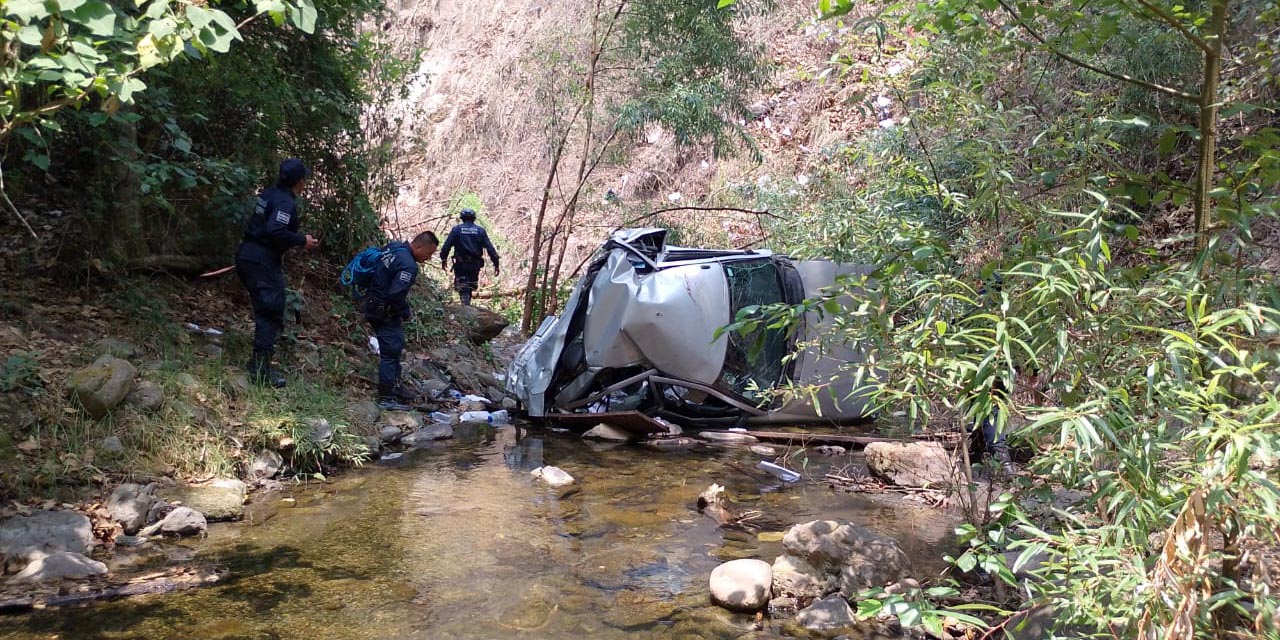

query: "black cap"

left=278, top=158, right=311, bottom=188
left=460, top=208, right=477, bottom=221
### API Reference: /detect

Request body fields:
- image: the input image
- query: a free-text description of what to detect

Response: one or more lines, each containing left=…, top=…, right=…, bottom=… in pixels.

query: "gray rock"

left=583, top=423, right=635, bottom=442
left=107, top=483, right=157, bottom=535
left=199, top=344, right=224, bottom=360
left=814, top=445, right=846, bottom=456
left=380, top=410, right=422, bottom=430
left=750, top=445, right=778, bottom=457
left=361, top=436, right=382, bottom=459
left=347, top=400, right=382, bottom=428
left=772, top=519, right=912, bottom=599
left=697, top=431, right=758, bottom=444
left=157, top=478, right=246, bottom=521
left=864, top=441, right=960, bottom=487
left=306, top=418, right=333, bottom=443
left=796, top=594, right=856, bottom=631
left=124, top=380, right=164, bottom=412
left=246, top=449, right=283, bottom=481
left=98, top=435, right=125, bottom=455
left=709, top=558, right=773, bottom=611
left=10, top=551, right=108, bottom=583
left=1003, top=549, right=1051, bottom=580
left=402, top=423, right=453, bottom=445
left=172, top=372, right=199, bottom=390
left=114, top=534, right=147, bottom=547
left=486, top=386, right=506, bottom=403
left=424, top=379, right=453, bottom=398
left=139, top=506, right=207, bottom=537
left=448, top=305, right=510, bottom=345
left=531, top=466, right=575, bottom=487
left=225, top=371, right=253, bottom=397
left=0, top=510, right=94, bottom=562
left=68, top=355, right=137, bottom=419
left=379, top=425, right=404, bottom=444
left=501, top=397, right=519, bottom=411
left=93, top=337, right=139, bottom=359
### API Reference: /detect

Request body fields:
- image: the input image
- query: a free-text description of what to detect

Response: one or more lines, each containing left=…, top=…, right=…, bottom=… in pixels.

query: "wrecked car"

left=506, top=228, right=873, bottom=429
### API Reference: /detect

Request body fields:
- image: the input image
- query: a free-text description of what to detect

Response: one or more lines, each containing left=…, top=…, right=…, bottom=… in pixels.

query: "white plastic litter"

left=488, top=410, right=510, bottom=425
left=430, top=411, right=454, bottom=424
left=368, top=336, right=380, bottom=355
left=460, top=394, right=490, bottom=404
left=757, top=461, right=801, bottom=483
left=460, top=411, right=491, bottom=423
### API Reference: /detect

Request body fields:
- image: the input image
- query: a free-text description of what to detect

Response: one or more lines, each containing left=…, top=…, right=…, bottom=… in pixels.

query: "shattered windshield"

left=719, top=258, right=789, bottom=403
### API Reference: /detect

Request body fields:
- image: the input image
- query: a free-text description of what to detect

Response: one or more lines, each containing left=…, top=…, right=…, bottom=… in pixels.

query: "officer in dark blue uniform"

left=364, top=230, right=439, bottom=410
left=235, top=158, right=319, bottom=387
left=439, top=208, right=500, bottom=306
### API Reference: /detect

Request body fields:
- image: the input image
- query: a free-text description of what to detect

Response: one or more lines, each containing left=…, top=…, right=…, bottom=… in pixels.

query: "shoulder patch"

left=275, top=209, right=291, bottom=225
left=398, top=271, right=412, bottom=283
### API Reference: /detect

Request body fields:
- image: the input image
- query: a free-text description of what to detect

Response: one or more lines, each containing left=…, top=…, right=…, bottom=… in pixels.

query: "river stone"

left=531, top=465, right=575, bottom=487
left=139, top=506, right=207, bottom=537
left=379, top=425, right=404, bottom=444
left=449, top=305, right=509, bottom=345
left=814, top=445, right=846, bottom=456
left=642, top=436, right=698, bottom=450
left=501, top=397, right=519, bottom=411
left=864, top=441, right=960, bottom=487
left=98, top=435, right=125, bottom=455
left=709, top=558, right=773, bottom=611
left=0, top=510, right=94, bottom=562
left=768, top=596, right=798, bottom=618
left=10, top=551, right=108, bottom=583
left=225, top=371, right=253, bottom=397
left=583, top=423, right=634, bottom=442
left=124, top=380, right=164, bottom=412
left=68, top=355, right=137, bottom=418
left=362, top=436, right=382, bottom=459
left=107, top=483, right=158, bottom=535
left=93, top=337, right=140, bottom=359
left=796, top=594, right=857, bottom=631
left=381, top=411, right=422, bottom=430
left=402, top=423, right=453, bottom=445
left=247, top=449, right=284, bottom=481
left=306, top=418, right=333, bottom=443
left=157, top=478, right=246, bottom=521
left=346, top=400, right=382, bottom=428
left=697, top=431, right=758, bottom=444
left=750, top=445, right=778, bottom=457
left=774, top=519, right=912, bottom=598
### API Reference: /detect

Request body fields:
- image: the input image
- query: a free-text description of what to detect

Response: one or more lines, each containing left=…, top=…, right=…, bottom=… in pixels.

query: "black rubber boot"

left=392, top=382, right=417, bottom=405
left=248, top=350, right=286, bottom=388
left=377, top=382, right=410, bottom=411
left=459, top=289, right=472, bottom=306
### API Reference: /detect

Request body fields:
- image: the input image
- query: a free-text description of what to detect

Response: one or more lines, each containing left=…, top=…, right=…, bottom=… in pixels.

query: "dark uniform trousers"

left=453, top=257, right=483, bottom=294
left=235, top=252, right=286, bottom=354
left=363, top=301, right=406, bottom=390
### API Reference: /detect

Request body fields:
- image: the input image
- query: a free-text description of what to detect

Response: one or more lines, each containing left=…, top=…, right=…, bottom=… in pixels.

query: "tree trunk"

left=1193, top=0, right=1227, bottom=255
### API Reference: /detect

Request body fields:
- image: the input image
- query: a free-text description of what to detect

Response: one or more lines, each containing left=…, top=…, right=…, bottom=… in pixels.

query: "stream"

left=0, top=424, right=957, bottom=639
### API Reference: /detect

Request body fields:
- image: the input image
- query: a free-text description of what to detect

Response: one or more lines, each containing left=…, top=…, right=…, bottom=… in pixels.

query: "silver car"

left=506, top=228, right=872, bottom=429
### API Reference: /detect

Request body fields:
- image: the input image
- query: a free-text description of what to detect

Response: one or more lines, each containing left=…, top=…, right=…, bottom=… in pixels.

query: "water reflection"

left=0, top=426, right=956, bottom=640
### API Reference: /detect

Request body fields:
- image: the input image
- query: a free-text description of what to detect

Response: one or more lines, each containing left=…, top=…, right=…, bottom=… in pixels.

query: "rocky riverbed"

left=0, top=423, right=959, bottom=639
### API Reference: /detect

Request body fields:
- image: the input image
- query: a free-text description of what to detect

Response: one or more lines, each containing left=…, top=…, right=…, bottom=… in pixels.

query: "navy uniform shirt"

left=238, top=184, right=306, bottom=265
left=440, top=222, right=499, bottom=265
left=369, top=241, right=418, bottom=319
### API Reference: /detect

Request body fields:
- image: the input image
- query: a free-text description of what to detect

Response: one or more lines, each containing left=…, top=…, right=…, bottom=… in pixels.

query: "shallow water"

left=0, top=425, right=957, bottom=640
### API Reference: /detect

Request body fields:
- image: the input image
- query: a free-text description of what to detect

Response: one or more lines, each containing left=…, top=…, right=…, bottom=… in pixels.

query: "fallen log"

left=746, top=430, right=908, bottom=447
left=0, top=566, right=227, bottom=613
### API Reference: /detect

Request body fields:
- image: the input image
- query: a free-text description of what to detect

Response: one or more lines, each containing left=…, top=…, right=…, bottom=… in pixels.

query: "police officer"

left=364, top=231, right=439, bottom=410
left=235, top=158, right=319, bottom=387
left=439, top=208, right=500, bottom=306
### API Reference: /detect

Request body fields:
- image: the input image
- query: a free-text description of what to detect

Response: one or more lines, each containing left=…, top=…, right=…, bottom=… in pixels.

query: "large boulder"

left=139, top=507, right=207, bottom=537
left=0, top=510, right=94, bottom=565
left=772, top=520, right=912, bottom=599
left=157, top=478, right=246, bottom=521
left=796, top=594, right=857, bottom=631
left=864, top=441, right=960, bottom=487
left=449, top=305, right=509, bottom=345
left=709, top=559, right=773, bottom=612
left=68, top=355, right=137, bottom=418
left=402, top=423, right=454, bottom=446
left=92, top=337, right=139, bottom=360
left=107, top=483, right=158, bottom=535
left=124, top=380, right=164, bottom=412
left=10, top=551, right=108, bottom=583
left=346, top=400, right=382, bottom=428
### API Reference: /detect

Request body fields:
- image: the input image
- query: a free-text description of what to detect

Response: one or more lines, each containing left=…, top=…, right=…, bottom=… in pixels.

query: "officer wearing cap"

left=234, top=158, right=320, bottom=387
left=439, top=208, right=500, bottom=306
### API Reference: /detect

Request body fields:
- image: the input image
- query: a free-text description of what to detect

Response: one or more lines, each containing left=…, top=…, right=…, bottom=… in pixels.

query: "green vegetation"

left=719, top=0, right=1280, bottom=635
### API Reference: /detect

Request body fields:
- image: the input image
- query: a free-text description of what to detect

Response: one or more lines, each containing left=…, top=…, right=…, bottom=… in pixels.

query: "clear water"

left=0, top=424, right=957, bottom=639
